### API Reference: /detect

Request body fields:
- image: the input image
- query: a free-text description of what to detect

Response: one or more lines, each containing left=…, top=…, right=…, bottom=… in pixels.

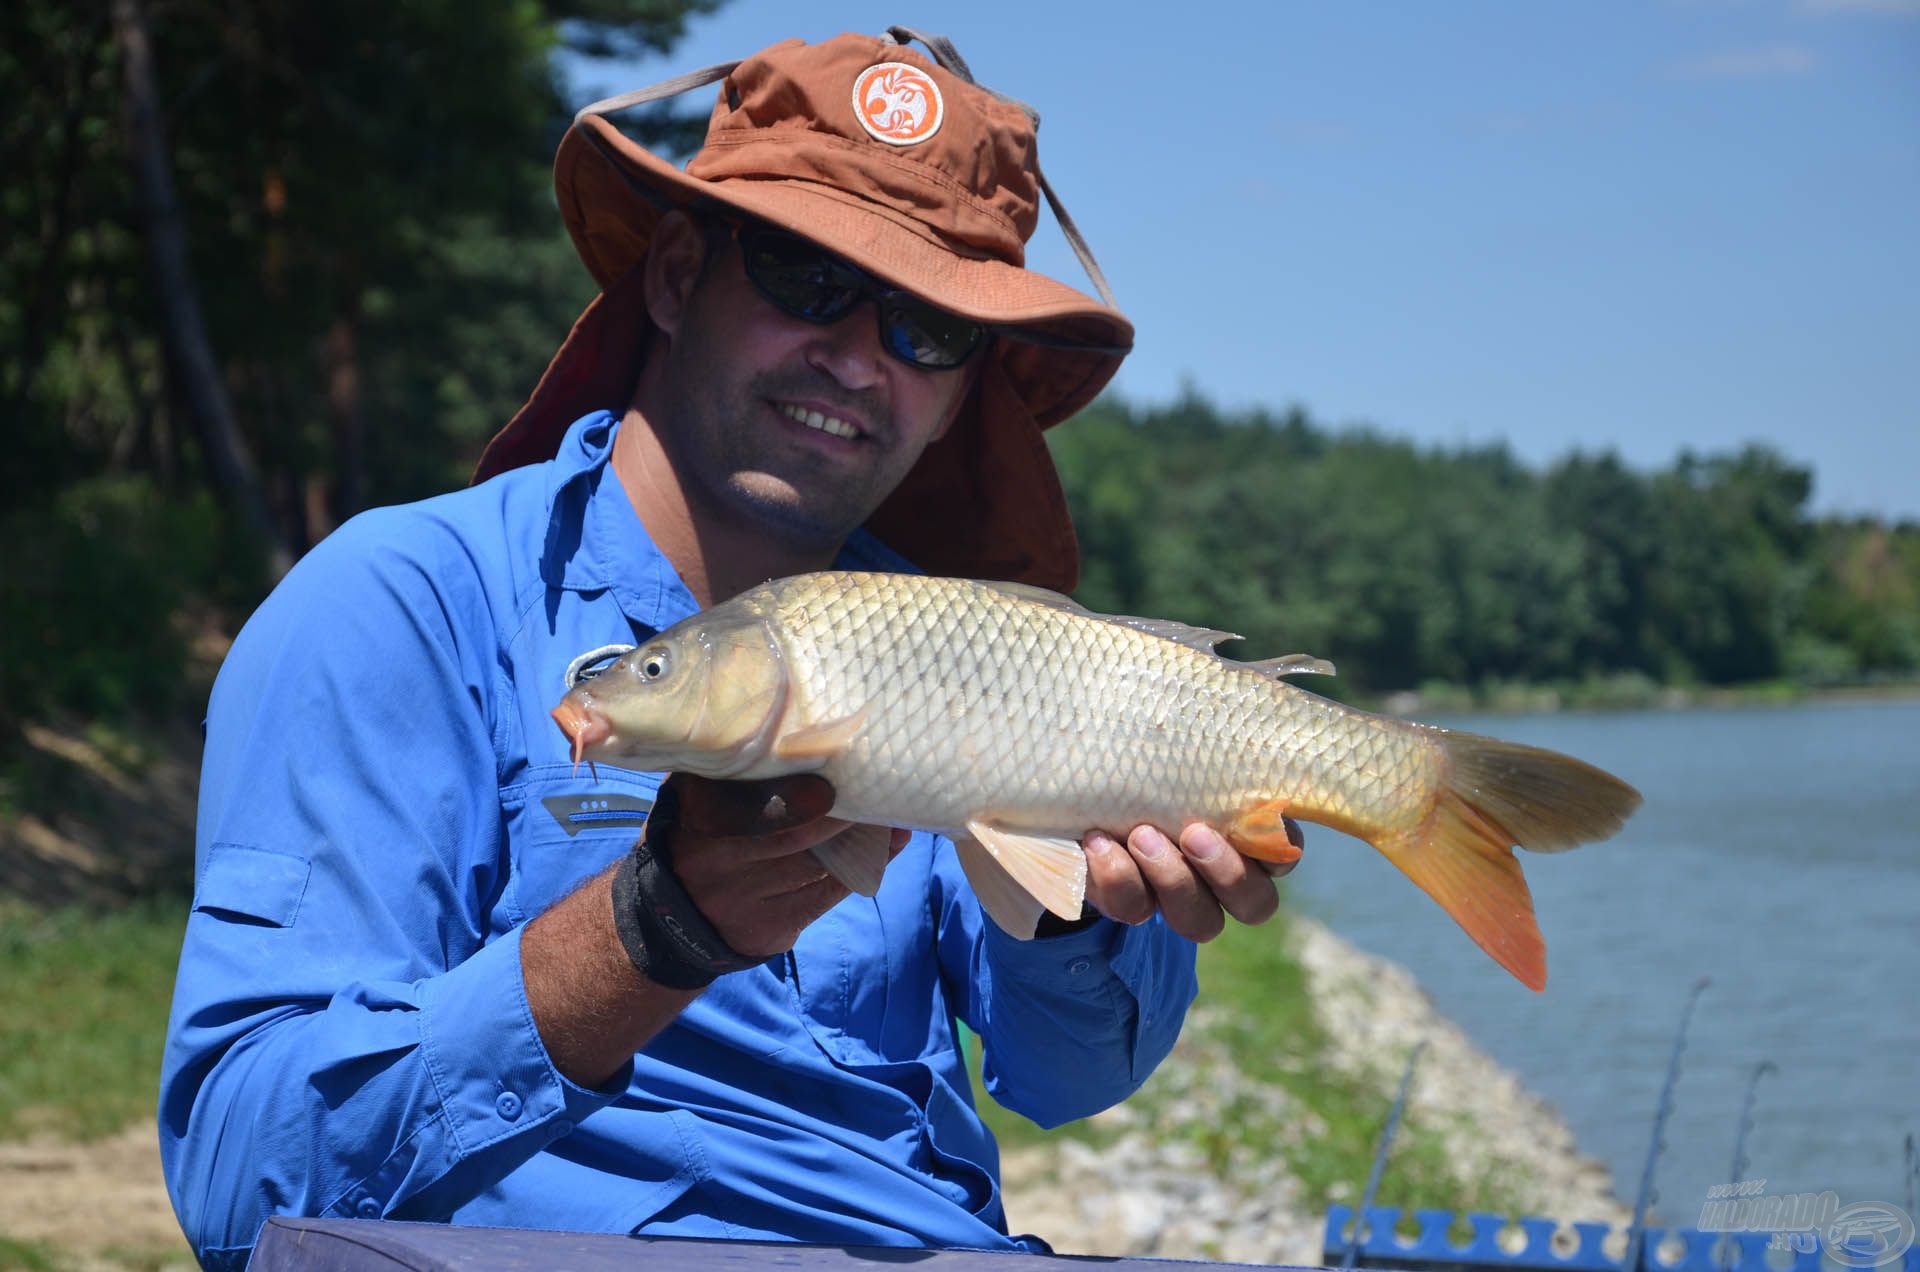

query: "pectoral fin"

left=954, top=836, right=1047, bottom=939
left=964, top=819, right=1087, bottom=922
left=1225, top=797, right=1302, bottom=864
left=810, top=823, right=893, bottom=897
left=772, top=706, right=870, bottom=762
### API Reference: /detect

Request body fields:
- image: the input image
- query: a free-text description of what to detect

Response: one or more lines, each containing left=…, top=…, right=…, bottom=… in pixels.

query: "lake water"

left=1282, top=698, right=1919, bottom=1224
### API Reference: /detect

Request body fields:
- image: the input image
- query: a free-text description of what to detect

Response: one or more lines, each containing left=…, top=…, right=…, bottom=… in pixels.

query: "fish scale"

left=757, top=573, right=1429, bottom=843
left=552, top=571, right=1642, bottom=988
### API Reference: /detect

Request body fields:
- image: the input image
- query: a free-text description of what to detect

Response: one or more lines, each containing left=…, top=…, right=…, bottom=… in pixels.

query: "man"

left=159, top=30, right=1297, bottom=1269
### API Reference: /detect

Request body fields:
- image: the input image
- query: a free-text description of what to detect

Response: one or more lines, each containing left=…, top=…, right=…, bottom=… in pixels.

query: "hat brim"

left=559, top=117, right=1132, bottom=428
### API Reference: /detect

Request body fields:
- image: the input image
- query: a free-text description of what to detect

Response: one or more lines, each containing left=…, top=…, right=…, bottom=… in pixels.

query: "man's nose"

left=802, top=301, right=887, bottom=391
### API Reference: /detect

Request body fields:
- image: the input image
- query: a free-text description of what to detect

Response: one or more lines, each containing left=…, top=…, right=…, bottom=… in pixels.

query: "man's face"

left=646, top=220, right=974, bottom=552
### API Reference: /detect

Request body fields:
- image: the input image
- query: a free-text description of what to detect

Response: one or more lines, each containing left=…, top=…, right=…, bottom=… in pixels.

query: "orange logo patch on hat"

left=851, top=62, right=944, bottom=146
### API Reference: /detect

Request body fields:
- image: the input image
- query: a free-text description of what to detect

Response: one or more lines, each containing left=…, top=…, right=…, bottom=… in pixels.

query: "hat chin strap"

left=572, top=60, right=739, bottom=127
left=570, top=29, right=1121, bottom=312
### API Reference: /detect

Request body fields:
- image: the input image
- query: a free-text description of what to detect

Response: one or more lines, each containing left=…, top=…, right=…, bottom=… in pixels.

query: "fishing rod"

left=1718, top=1059, right=1775, bottom=1270
left=1340, top=1041, right=1428, bottom=1271
left=1625, top=976, right=1710, bottom=1272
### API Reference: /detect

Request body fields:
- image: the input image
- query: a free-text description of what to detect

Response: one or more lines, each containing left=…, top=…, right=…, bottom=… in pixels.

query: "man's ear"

left=930, top=359, right=983, bottom=443
left=643, top=209, right=709, bottom=338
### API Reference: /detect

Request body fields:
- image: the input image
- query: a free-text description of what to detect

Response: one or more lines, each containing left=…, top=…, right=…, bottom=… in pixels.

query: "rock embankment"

left=1001, top=916, right=1628, bottom=1264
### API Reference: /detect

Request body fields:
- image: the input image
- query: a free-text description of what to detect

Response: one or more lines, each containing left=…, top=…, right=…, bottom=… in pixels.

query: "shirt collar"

left=538, top=410, right=922, bottom=635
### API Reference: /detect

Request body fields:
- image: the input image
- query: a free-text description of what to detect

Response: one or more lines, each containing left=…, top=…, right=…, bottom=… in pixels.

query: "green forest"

left=1053, top=393, right=1920, bottom=704
left=6, top=0, right=1918, bottom=740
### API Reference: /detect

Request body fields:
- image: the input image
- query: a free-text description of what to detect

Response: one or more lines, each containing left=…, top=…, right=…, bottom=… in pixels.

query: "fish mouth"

left=551, top=701, right=613, bottom=769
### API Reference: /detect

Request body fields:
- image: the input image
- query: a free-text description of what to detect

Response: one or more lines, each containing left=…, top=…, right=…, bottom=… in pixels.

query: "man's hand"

left=1080, top=819, right=1303, bottom=943
left=523, top=773, right=907, bottom=1088
left=665, top=774, right=909, bottom=958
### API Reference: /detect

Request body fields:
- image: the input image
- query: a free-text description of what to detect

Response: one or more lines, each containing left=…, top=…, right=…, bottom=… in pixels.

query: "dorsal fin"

left=1105, top=614, right=1243, bottom=651
left=974, top=581, right=1241, bottom=653
left=975, top=580, right=1086, bottom=612
left=1244, top=653, right=1337, bottom=678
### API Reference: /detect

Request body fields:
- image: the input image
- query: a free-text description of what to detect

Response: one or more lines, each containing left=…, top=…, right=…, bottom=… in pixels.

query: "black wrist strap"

left=1034, top=905, right=1102, bottom=938
left=610, top=782, right=759, bottom=990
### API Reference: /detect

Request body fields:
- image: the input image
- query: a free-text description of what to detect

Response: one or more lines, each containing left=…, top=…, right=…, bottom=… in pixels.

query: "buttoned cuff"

left=420, top=925, right=631, bottom=1155
left=1108, top=917, right=1196, bottom=1082
left=980, top=912, right=1123, bottom=988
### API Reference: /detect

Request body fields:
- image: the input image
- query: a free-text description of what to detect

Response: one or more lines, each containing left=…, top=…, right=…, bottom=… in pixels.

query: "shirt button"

left=495, top=1091, right=523, bottom=1121
left=355, top=1197, right=380, bottom=1219
left=1067, top=957, right=1092, bottom=975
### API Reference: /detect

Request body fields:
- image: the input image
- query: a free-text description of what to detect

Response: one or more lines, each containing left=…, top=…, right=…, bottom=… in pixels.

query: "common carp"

left=550, top=572, right=1640, bottom=989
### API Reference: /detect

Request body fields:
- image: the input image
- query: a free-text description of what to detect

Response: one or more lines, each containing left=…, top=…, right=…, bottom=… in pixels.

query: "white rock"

left=999, top=916, right=1628, bottom=1259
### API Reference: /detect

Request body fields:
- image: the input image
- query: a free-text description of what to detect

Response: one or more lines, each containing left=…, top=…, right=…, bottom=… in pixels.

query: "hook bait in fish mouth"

left=551, top=701, right=611, bottom=778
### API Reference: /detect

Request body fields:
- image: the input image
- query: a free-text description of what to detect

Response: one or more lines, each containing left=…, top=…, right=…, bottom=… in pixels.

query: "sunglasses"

left=719, top=221, right=988, bottom=371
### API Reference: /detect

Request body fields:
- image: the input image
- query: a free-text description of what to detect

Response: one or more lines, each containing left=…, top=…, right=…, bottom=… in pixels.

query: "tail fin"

left=1374, top=731, right=1641, bottom=991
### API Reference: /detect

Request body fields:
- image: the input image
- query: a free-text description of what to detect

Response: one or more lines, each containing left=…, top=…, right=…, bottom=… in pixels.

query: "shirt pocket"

left=499, top=766, right=663, bottom=926
left=193, top=842, right=312, bottom=927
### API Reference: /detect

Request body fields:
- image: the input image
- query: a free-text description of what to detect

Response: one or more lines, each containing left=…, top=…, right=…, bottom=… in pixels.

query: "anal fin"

left=1225, top=797, right=1301, bottom=864
left=964, top=819, right=1088, bottom=922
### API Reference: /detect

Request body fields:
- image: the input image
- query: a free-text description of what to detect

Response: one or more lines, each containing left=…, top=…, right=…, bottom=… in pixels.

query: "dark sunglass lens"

left=744, top=232, right=860, bottom=321
left=739, top=226, right=982, bottom=369
left=882, top=295, right=984, bottom=369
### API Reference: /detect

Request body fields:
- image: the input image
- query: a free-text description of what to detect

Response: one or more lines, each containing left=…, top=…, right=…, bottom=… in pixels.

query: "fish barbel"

left=550, top=572, right=1640, bottom=989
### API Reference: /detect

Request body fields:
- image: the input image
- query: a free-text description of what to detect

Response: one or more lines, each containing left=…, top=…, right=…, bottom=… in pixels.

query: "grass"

left=1, top=888, right=1526, bottom=1248
left=0, top=897, right=189, bottom=1142
left=1188, top=910, right=1523, bottom=1213
left=971, top=905, right=1527, bottom=1217
left=0, top=1238, right=196, bottom=1272
left=0, top=1240, right=195, bottom=1272
left=0, top=1237, right=62, bottom=1272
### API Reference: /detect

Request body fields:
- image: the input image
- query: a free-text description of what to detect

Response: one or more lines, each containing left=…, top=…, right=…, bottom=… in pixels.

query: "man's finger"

left=1176, top=823, right=1279, bottom=927
left=676, top=819, right=857, bottom=903
left=728, top=875, right=852, bottom=956
left=1126, top=825, right=1224, bottom=943
left=1083, top=830, right=1154, bottom=924
left=674, top=774, right=836, bottom=837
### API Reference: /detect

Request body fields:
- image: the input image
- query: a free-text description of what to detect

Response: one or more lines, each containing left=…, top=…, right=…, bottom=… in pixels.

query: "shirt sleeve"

left=158, top=509, right=629, bottom=1266
left=932, top=843, right=1198, bottom=1129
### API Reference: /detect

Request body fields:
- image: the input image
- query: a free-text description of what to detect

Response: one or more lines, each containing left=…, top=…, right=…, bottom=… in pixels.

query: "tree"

left=1, top=0, right=722, bottom=721
left=1047, top=392, right=1908, bottom=697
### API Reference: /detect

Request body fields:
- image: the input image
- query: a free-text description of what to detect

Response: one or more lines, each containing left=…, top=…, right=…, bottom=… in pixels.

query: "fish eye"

left=636, top=647, right=671, bottom=681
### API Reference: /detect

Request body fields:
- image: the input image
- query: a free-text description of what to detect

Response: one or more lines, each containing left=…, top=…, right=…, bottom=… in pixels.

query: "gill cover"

left=568, top=608, right=790, bottom=776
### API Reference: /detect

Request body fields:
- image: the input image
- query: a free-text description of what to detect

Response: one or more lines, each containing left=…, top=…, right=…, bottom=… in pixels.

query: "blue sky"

left=577, top=2, right=1920, bottom=519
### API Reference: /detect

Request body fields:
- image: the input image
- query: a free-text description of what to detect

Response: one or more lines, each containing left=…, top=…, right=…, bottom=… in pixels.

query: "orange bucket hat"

left=471, top=27, right=1133, bottom=591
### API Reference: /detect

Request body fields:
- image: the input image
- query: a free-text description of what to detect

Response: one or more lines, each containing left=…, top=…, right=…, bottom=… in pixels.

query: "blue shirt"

left=159, top=410, right=1199, bottom=1270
